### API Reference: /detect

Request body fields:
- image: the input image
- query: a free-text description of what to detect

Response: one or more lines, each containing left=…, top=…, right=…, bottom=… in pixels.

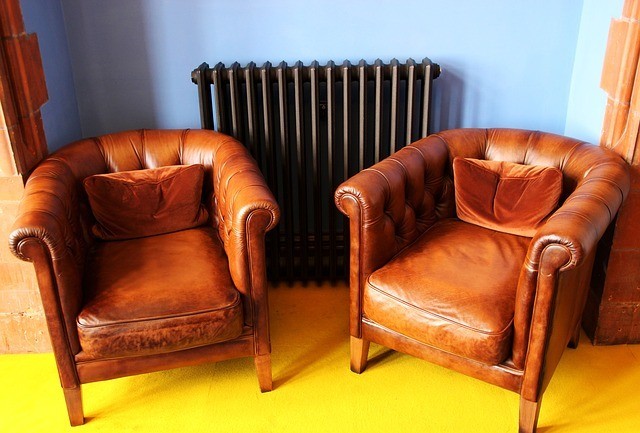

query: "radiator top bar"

left=192, top=58, right=441, bottom=84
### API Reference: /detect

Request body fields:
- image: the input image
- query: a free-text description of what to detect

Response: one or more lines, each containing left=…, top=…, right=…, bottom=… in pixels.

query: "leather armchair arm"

left=527, top=181, right=626, bottom=273
left=8, top=159, right=92, bottom=360
left=516, top=159, right=629, bottom=398
left=515, top=159, right=629, bottom=323
left=335, top=136, right=452, bottom=336
left=526, top=152, right=630, bottom=272
left=210, top=135, right=279, bottom=353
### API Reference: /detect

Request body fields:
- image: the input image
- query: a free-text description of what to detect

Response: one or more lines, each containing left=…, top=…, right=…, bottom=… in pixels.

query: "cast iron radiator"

left=191, top=58, right=440, bottom=283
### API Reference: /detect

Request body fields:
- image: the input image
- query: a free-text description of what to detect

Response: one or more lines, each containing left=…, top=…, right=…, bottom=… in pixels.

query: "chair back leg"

left=568, top=322, right=581, bottom=349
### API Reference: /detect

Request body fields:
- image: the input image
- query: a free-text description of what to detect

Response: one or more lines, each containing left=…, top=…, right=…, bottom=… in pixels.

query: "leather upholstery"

left=365, top=219, right=530, bottom=365
left=76, top=227, right=243, bottom=360
left=8, top=129, right=279, bottom=425
left=335, top=128, right=630, bottom=432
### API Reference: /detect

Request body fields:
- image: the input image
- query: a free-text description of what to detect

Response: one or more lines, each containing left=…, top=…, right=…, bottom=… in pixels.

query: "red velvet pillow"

left=453, top=157, right=563, bottom=237
left=84, top=164, right=209, bottom=240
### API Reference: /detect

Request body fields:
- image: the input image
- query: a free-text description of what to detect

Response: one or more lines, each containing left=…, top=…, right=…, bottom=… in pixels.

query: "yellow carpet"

left=1, top=282, right=639, bottom=432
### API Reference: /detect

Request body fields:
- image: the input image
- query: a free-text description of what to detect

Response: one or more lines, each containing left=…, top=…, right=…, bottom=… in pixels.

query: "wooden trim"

left=0, top=0, right=48, bottom=176
left=76, top=333, right=255, bottom=384
left=361, top=318, right=524, bottom=393
left=0, top=98, right=16, bottom=176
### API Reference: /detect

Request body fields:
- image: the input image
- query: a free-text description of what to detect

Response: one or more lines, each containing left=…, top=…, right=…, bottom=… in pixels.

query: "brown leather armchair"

left=334, top=128, right=630, bottom=433
left=9, top=129, right=280, bottom=426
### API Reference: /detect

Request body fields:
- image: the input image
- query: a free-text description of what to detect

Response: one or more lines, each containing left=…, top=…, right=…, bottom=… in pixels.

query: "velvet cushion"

left=453, top=157, right=562, bottom=237
left=84, top=164, right=209, bottom=240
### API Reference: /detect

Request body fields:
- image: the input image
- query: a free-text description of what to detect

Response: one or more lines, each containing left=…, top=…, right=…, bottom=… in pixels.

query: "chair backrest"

left=424, top=128, right=627, bottom=214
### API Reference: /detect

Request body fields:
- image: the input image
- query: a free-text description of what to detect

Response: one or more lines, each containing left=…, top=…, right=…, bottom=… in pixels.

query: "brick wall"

left=586, top=0, right=640, bottom=344
left=0, top=165, right=49, bottom=353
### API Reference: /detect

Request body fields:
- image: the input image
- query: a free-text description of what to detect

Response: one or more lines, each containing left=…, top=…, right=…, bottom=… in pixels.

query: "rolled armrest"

left=335, top=136, right=452, bottom=336
left=8, top=158, right=90, bottom=355
left=206, top=134, right=279, bottom=354
left=210, top=135, right=280, bottom=298
left=11, top=209, right=70, bottom=263
left=10, top=164, right=81, bottom=261
left=525, top=161, right=629, bottom=272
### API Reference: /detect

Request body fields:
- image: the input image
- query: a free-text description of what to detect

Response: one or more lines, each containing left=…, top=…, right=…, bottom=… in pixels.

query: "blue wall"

left=19, top=1, right=622, bottom=149
left=564, top=0, right=625, bottom=144
left=20, top=0, right=81, bottom=151
left=59, top=0, right=584, bottom=140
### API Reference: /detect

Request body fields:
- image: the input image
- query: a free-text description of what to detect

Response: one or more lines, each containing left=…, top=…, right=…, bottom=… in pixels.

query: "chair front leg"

left=519, top=396, right=542, bottom=433
left=63, top=386, right=84, bottom=426
left=254, top=353, right=273, bottom=392
left=350, top=336, right=370, bottom=374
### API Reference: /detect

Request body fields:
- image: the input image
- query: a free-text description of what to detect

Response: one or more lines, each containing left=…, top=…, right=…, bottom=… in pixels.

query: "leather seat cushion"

left=76, top=227, right=243, bottom=360
left=364, top=219, right=530, bottom=365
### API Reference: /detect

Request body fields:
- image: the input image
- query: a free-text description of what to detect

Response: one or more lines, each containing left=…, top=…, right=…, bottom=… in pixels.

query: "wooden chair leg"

left=568, top=322, right=581, bottom=349
left=63, top=386, right=84, bottom=426
left=254, top=353, right=272, bottom=392
left=519, top=397, right=542, bottom=433
left=350, top=336, right=370, bottom=374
